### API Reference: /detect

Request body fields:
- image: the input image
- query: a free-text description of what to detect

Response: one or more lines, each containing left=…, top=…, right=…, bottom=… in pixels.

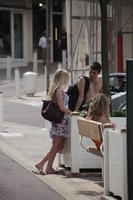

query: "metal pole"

left=33, top=52, right=38, bottom=73
left=66, top=0, right=70, bottom=70
left=44, top=65, right=47, bottom=92
left=127, top=59, right=133, bottom=200
left=70, top=0, right=73, bottom=84
left=66, top=0, right=73, bottom=83
left=62, top=50, right=67, bottom=69
left=6, top=56, right=12, bottom=80
left=46, top=0, right=50, bottom=93
left=15, top=68, right=20, bottom=98
left=0, top=92, right=3, bottom=128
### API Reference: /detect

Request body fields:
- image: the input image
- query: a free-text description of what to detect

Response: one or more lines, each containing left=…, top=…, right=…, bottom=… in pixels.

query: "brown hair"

left=87, top=94, right=110, bottom=121
left=90, top=62, right=102, bottom=74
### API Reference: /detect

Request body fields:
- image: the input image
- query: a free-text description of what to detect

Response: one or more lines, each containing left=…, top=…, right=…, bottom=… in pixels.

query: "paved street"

left=0, top=73, right=106, bottom=200
left=0, top=151, right=64, bottom=200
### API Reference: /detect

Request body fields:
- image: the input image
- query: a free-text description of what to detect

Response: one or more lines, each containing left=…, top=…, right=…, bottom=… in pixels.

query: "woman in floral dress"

left=35, top=69, right=72, bottom=175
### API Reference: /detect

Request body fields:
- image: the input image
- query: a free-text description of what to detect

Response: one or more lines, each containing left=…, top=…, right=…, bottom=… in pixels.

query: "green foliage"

left=79, top=110, right=88, bottom=118
left=112, top=109, right=127, bottom=117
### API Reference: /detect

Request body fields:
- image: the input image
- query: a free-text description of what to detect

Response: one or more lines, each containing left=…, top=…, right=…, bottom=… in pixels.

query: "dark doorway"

left=0, top=10, right=11, bottom=58
left=53, top=14, right=62, bottom=62
left=32, top=0, right=64, bottom=61
left=32, top=2, right=46, bottom=59
left=52, top=0, right=64, bottom=61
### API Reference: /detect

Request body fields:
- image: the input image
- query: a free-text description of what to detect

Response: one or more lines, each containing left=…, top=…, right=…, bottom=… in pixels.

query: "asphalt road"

left=0, top=77, right=44, bottom=127
left=4, top=101, right=44, bottom=127
left=0, top=151, right=64, bottom=200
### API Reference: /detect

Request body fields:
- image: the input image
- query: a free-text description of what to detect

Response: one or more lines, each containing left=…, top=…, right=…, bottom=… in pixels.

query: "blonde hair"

left=87, top=94, right=110, bottom=121
left=49, top=68, right=69, bottom=98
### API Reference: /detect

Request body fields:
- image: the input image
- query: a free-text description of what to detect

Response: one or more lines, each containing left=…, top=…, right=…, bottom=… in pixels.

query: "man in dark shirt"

left=67, top=62, right=102, bottom=111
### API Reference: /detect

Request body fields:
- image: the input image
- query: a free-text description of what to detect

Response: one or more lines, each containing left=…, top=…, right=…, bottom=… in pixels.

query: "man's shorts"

left=42, top=48, right=47, bottom=60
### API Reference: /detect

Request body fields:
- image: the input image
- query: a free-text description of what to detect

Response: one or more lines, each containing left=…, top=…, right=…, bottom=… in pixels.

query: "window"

left=14, top=13, right=23, bottom=58
left=0, top=11, right=23, bottom=59
left=0, top=11, right=11, bottom=58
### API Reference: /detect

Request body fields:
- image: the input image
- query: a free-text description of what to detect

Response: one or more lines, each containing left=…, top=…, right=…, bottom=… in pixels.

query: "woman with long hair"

left=87, top=93, right=115, bottom=150
left=35, top=68, right=72, bottom=175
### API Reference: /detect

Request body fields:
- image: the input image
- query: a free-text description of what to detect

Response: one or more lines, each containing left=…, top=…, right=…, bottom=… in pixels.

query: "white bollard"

left=62, top=50, right=67, bottom=69
left=44, top=65, right=47, bottom=92
left=0, top=92, right=3, bottom=128
left=6, top=56, right=12, bottom=80
left=58, top=63, right=62, bottom=69
left=15, top=68, right=20, bottom=97
left=33, top=52, right=38, bottom=73
left=23, top=72, right=38, bottom=97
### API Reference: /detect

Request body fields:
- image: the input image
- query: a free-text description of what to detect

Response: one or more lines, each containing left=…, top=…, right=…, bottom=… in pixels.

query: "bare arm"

left=100, top=115, right=116, bottom=129
left=99, top=76, right=103, bottom=93
left=103, top=123, right=115, bottom=129
left=74, top=77, right=85, bottom=111
left=56, top=89, right=72, bottom=115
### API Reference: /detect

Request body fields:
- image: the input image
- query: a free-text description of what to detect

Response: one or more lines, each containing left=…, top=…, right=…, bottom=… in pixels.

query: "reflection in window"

left=14, top=14, right=23, bottom=58
left=0, top=11, right=11, bottom=58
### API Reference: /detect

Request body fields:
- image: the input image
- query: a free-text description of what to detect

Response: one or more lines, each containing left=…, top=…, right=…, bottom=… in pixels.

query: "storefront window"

left=52, top=0, right=63, bottom=12
left=0, top=11, right=11, bottom=58
left=14, top=13, right=23, bottom=58
left=0, top=11, right=23, bottom=59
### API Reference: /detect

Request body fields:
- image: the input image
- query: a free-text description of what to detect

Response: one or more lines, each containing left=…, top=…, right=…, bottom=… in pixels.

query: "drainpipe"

left=117, top=32, right=123, bottom=72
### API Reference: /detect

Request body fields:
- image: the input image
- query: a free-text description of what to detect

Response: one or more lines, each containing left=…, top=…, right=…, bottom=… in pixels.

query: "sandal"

left=45, top=168, right=59, bottom=175
left=32, top=164, right=45, bottom=175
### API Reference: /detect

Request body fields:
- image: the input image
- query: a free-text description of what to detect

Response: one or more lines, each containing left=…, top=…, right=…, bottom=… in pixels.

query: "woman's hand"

left=112, top=122, right=116, bottom=130
left=71, top=111, right=80, bottom=116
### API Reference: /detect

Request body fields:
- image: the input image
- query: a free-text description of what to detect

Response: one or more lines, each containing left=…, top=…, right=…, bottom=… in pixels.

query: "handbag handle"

left=42, top=100, right=52, bottom=113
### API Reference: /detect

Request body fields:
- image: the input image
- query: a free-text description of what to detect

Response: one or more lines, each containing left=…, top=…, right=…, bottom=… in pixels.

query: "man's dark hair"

left=90, top=62, right=102, bottom=74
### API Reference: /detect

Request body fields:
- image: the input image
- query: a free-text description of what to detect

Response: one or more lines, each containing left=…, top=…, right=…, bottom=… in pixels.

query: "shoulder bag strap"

left=52, top=88, right=59, bottom=105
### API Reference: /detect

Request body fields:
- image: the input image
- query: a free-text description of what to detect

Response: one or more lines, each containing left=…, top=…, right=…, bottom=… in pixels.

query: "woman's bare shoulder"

left=56, top=88, right=63, bottom=95
left=78, top=76, right=85, bottom=89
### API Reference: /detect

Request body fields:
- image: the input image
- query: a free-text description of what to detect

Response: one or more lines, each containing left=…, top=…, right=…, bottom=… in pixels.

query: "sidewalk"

left=0, top=62, right=58, bottom=80
left=0, top=91, right=106, bottom=200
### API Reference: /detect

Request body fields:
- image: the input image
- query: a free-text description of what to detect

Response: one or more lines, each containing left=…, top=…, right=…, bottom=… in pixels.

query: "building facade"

left=0, top=0, right=33, bottom=69
left=67, top=0, right=133, bottom=73
left=0, top=0, right=65, bottom=69
left=0, top=0, right=133, bottom=72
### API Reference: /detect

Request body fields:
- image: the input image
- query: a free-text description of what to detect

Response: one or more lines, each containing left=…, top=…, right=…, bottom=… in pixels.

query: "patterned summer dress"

left=49, top=91, right=69, bottom=138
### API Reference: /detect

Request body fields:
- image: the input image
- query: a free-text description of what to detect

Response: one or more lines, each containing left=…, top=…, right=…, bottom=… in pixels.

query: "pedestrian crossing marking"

left=0, top=131, right=23, bottom=137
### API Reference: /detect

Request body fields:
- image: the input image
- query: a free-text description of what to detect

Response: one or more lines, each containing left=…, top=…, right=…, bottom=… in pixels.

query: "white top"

left=38, top=36, right=47, bottom=48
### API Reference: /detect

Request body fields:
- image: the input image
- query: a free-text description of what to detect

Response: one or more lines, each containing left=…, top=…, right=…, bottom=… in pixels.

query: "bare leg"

left=35, top=152, right=49, bottom=173
left=57, top=139, right=64, bottom=154
left=35, top=138, right=64, bottom=168
left=46, top=136, right=64, bottom=174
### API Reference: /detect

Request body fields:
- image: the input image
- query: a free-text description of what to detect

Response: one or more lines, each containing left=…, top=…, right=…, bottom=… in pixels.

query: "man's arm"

left=99, top=76, right=103, bottom=93
left=74, top=77, right=85, bottom=111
